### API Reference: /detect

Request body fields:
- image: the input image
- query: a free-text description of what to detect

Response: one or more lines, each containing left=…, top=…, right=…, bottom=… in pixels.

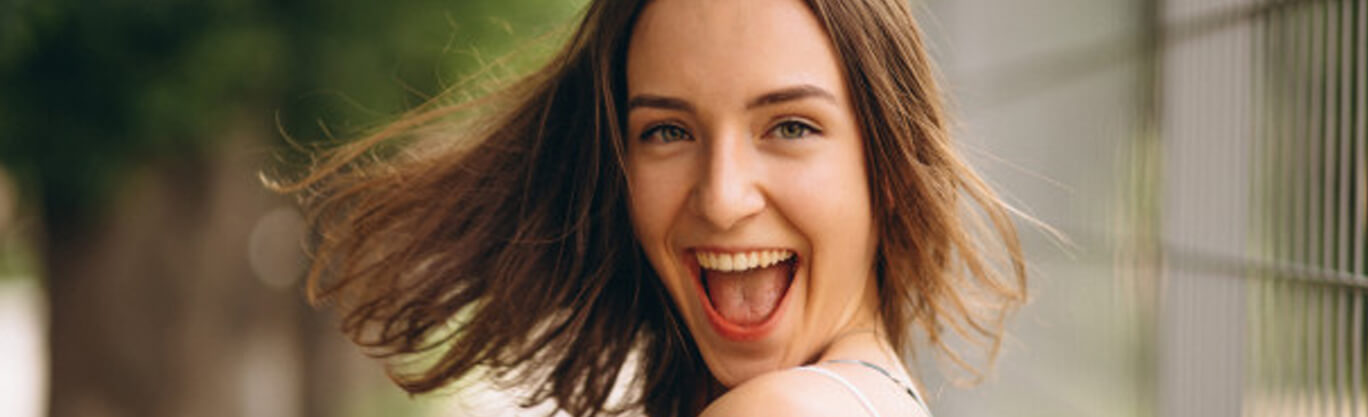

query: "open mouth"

left=692, top=249, right=797, bottom=338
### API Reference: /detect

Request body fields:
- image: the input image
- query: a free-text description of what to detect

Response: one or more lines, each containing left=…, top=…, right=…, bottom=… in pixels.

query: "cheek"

left=625, top=158, right=695, bottom=276
left=627, top=163, right=680, bottom=243
left=627, top=159, right=701, bottom=315
left=799, top=185, right=873, bottom=260
left=769, top=148, right=877, bottom=296
left=771, top=153, right=874, bottom=249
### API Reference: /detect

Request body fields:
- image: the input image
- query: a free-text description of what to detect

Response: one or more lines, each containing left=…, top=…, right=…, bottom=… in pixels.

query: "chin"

left=702, top=353, right=786, bottom=388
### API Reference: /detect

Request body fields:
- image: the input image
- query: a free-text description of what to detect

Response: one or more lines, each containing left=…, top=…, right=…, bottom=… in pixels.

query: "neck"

left=816, top=324, right=912, bottom=378
left=813, top=267, right=890, bottom=363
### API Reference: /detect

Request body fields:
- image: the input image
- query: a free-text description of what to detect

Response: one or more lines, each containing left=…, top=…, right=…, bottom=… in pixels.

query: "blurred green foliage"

left=0, top=0, right=586, bottom=227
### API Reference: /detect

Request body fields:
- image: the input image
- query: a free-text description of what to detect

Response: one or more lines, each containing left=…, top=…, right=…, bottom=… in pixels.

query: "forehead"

left=625, top=0, right=847, bottom=105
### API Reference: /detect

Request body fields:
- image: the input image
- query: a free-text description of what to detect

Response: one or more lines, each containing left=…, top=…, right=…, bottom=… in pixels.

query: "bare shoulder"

left=700, top=367, right=865, bottom=417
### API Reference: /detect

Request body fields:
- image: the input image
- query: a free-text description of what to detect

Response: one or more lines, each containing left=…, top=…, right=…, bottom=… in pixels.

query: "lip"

left=685, top=247, right=798, bottom=342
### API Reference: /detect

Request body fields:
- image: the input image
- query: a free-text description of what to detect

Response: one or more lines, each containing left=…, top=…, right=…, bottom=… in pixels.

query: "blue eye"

left=641, top=124, right=692, bottom=143
left=769, top=119, right=820, bottom=140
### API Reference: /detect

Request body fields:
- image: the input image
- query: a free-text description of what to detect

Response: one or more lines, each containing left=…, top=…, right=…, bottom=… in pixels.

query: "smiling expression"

left=624, top=0, right=882, bottom=388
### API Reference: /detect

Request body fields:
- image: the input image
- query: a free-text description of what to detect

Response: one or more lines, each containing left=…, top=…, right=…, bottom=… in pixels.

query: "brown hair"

left=271, top=0, right=1026, bottom=416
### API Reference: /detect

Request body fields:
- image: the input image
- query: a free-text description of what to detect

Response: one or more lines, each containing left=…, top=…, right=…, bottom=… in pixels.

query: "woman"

left=278, top=0, right=1026, bottom=415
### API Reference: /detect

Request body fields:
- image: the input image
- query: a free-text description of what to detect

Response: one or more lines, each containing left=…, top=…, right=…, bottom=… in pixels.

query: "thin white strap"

left=907, top=383, right=931, bottom=416
left=824, top=359, right=933, bottom=415
left=908, top=384, right=931, bottom=416
left=794, top=366, right=883, bottom=417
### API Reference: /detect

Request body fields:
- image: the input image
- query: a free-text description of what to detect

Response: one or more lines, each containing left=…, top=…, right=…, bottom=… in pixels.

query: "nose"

left=691, top=132, right=765, bottom=231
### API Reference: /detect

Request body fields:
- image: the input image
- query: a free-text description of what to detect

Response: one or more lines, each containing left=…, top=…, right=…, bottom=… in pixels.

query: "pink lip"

left=684, top=247, right=798, bottom=342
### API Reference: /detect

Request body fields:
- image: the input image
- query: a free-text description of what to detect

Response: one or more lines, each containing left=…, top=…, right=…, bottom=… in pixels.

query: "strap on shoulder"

left=824, top=359, right=932, bottom=415
left=793, top=365, right=883, bottom=417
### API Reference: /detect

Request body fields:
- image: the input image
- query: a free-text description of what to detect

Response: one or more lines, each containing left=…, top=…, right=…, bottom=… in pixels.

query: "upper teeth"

left=696, top=250, right=794, bottom=272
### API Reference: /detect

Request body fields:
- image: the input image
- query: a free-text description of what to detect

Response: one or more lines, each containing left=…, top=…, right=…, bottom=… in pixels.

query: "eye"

left=640, top=123, right=693, bottom=144
left=767, top=119, right=821, bottom=140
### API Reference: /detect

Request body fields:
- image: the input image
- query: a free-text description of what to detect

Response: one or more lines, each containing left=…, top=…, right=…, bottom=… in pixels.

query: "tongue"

left=705, top=263, right=792, bottom=326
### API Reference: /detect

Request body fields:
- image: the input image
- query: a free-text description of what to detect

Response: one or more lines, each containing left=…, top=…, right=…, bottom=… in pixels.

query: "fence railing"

left=1158, top=0, right=1366, bottom=416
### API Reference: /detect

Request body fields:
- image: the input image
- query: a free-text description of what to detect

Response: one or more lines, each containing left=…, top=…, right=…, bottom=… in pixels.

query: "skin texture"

left=624, top=0, right=916, bottom=411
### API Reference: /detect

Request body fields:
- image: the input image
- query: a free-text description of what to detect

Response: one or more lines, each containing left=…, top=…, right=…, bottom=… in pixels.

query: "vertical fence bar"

left=1338, top=2, right=1355, bottom=416
left=1318, top=2, right=1335, bottom=416
left=1307, top=4, right=1319, bottom=413
left=1296, top=0, right=1310, bottom=282
left=1311, top=0, right=1327, bottom=403
left=1331, top=0, right=1344, bottom=406
left=1276, top=2, right=1295, bottom=413
left=1280, top=2, right=1292, bottom=405
left=1351, top=0, right=1362, bottom=415
left=1229, top=6, right=1243, bottom=413
left=1340, top=284, right=1351, bottom=417
left=1285, top=5, right=1302, bottom=411
left=1346, top=0, right=1357, bottom=288
left=1297, top=2, right=1313, bottom=415
left=1240, top=3, right=1254, bottom=413
left=1351, top=0, right=1362, bottom=284
left=1356, top=290, right=1365, bottom=417
left=1264, top=2, right=1279, bottom=412
left=1249, top=2, right=1265, bottom=413
left=1313, top=0, right=1324, bottom=283
left=1307, top=3, right=1321, bottom=415
left=1330, top=4, right=1341, bottom=416
left=1249, top=4, right=1266, bottom=414
left=1308, top=0, right=1321, bottom=268
left=1262, top=3, right=1277, bottom=412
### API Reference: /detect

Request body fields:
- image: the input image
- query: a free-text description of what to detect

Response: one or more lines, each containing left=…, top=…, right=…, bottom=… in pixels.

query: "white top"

left=794, top=361, right=932, bottom=417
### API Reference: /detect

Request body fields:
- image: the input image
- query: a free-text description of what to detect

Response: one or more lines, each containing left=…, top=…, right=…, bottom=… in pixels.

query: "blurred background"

left=0, top=0, right=1362, bottom=416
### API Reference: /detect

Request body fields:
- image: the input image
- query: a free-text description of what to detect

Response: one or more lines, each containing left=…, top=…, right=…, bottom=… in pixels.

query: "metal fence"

left=1162, top=1, right=1365, bottom=416
left=921, top=0, right=1366, bottom=416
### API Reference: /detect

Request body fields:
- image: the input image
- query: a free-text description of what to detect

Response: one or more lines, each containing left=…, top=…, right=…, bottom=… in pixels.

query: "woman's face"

left=625, top=0, right=880, bottom=387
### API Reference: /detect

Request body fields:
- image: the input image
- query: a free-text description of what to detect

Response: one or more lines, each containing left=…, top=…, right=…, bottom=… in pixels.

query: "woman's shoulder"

left=699, top=366, right=875, bottom=417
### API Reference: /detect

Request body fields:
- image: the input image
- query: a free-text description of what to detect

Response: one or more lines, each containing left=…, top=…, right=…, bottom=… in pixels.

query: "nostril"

left=693, top=184, right=765, bottom=230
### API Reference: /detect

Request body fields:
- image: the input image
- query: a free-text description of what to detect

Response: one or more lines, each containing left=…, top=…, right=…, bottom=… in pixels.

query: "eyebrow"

left=626, top=95, right=696, bottom=113
left=745, top=84, right=837, bottom=110
left=625, top=84, right=837, bottom=114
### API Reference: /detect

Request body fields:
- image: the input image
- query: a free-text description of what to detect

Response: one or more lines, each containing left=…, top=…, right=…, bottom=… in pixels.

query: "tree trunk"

left=43, top=131, right=327, bottom=417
